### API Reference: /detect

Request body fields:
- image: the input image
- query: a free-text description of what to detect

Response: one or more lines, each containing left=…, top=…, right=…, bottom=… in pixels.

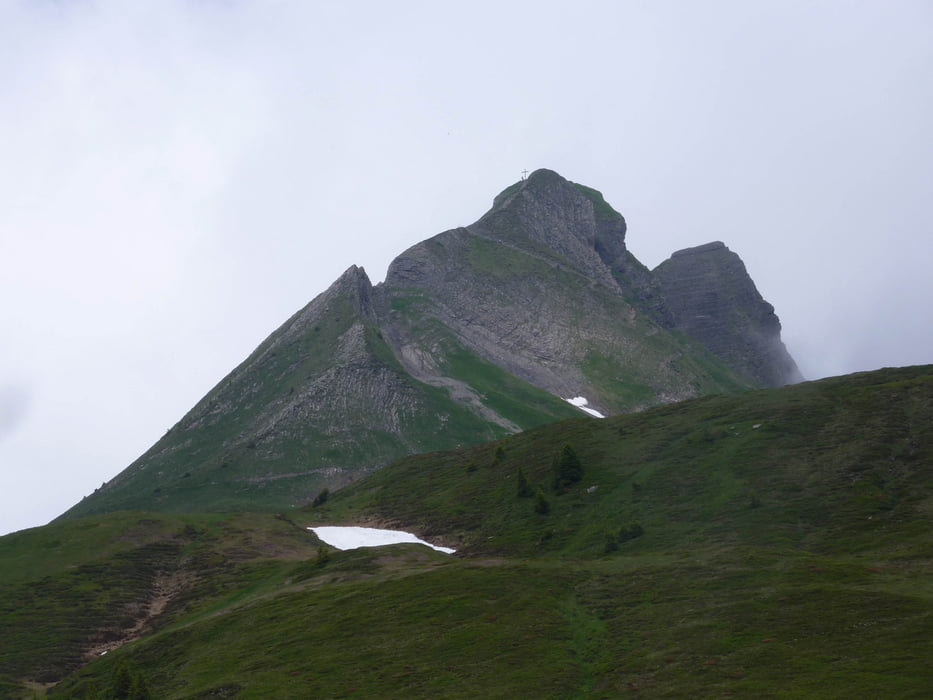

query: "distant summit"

left=60, top=169, right=801, bottom=519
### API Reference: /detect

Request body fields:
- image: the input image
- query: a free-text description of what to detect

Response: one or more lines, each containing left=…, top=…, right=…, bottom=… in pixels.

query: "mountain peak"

left=332, top=264, right=371, bottom=291
left=522, top=167, right=569, bottom=191
left=670, top=241, right=727, bottom=257
left=58, top=169, right=802, bottom=520
left=654, top=243, right=803, bottom=386
left=476, top=171, right=629, bottom=292
left=489, top=168, right=619, bottom=219
left=337, top=263, right=368, bottom=280
left=324, top=264, right=375, bottom=318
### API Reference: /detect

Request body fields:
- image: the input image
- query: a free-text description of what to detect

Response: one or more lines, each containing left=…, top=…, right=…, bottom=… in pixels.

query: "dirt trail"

left=84, top=570, right=194, bottom=659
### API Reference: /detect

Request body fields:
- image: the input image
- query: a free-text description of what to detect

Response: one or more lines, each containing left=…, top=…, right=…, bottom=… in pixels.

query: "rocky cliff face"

left=380, top=170, right=753, bottom=413
left=653, top=242, right=803, bottom=387
left=60, top=169, right=800, bottom=519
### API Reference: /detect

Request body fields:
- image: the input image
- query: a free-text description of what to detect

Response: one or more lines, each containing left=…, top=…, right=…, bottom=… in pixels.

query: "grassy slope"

left=55, top=288, right=375, bottom=519
left=311, top=366, right=932, bottom=558
left=57, top=314, right=523, bottom=521
left=4, top=366, right=930, bottom=699
left=0, top=512, right=326, bottom=696
left=61, top=275, right=591, bottom=521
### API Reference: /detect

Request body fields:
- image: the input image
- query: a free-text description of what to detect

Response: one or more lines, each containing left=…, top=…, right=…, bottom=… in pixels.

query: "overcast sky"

left=2, top=1, right=931, bottom=535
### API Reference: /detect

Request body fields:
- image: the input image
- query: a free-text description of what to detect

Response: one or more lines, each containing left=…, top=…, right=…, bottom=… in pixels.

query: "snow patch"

left=309, top=526, right=455, bottom=554
left=564, top=396, right=605, bottom=418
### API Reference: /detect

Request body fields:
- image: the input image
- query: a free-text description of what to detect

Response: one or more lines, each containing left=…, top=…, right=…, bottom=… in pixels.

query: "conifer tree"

left=516, top=468, right=533, bottom=498
left=553, top=443, right=583, bottom=491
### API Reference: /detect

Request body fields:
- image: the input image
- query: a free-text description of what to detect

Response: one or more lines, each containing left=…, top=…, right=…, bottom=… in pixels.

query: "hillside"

left=4, top=365, right=929, bottom=699
left=306, top=365, right=931, bottom=559
left=59, top=169, right=798, bottom=520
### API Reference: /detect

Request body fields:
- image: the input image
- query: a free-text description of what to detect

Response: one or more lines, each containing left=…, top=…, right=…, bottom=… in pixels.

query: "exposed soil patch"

left=84, top=570, right=194, bottom=659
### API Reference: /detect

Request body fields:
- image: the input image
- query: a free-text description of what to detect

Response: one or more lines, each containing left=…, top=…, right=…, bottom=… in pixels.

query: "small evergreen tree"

left=516, top=468, right=533, bottom=498
left=311, top=488, right=330, bottom=507
left=617, top=522, right=644, bottom=543
left=108, top=660, right=151, bottom=700
left=553, top=443, right=583, bottom=491
left=110, top=661, right=133, bottom=699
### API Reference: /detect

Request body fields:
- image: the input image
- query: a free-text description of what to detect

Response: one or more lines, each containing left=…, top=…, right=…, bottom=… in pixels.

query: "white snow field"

left=309, top=526, right=456, bottom=554
left=564, top=396, right=605, bottom=418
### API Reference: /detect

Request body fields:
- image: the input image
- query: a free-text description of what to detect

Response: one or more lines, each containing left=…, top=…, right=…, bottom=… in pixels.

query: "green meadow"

left=2, top=365, right=930, bottom=698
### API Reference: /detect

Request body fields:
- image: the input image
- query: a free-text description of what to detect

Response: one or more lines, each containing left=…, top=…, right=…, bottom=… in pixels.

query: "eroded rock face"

left=653, top=242, right=803, bottom=387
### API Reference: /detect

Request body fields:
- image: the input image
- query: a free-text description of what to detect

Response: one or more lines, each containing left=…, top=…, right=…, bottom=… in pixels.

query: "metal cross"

left=521, top=169, right=528, bottom=180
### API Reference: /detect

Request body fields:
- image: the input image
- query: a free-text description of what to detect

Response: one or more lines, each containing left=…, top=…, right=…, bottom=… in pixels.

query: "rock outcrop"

left=380, top=170, right=753, bottom=411
left=653, top=242, right=802, bottom=387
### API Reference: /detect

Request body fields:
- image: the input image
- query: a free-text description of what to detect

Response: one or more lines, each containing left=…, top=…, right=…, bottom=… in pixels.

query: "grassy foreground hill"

left=2, top=365, right=931, bottom=698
